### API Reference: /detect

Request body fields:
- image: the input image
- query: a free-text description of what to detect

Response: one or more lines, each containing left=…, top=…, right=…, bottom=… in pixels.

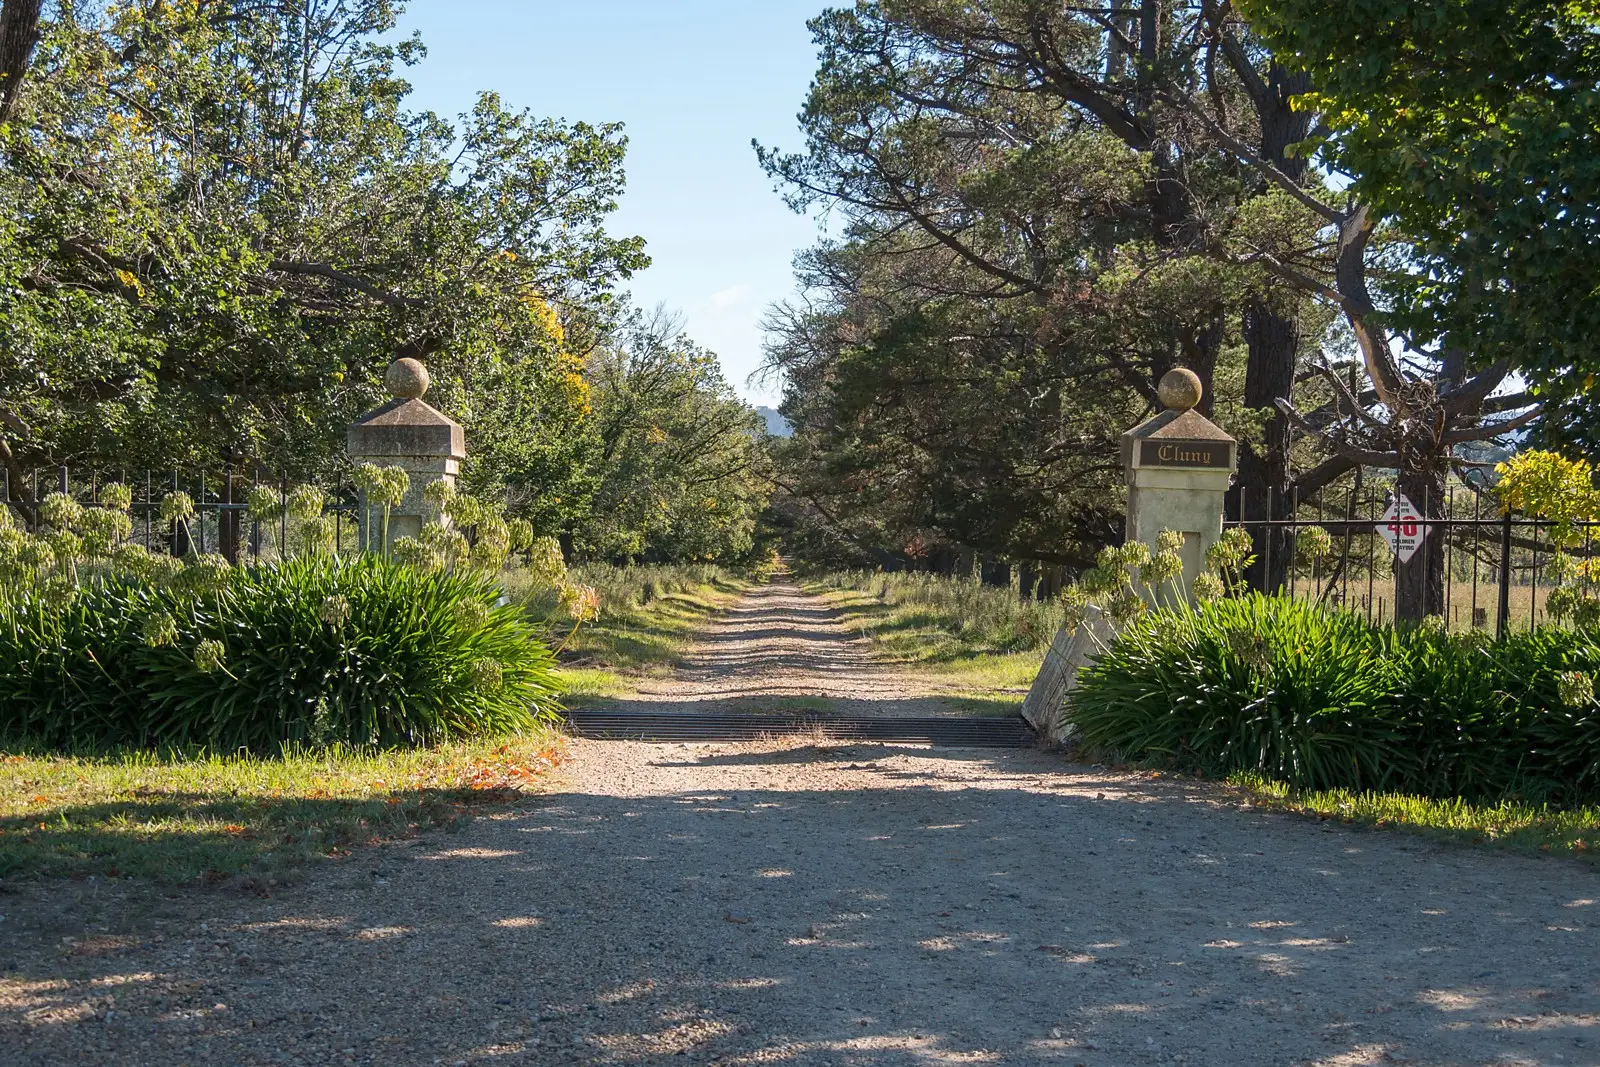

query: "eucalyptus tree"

left=576, top=309, right=770, bottom=564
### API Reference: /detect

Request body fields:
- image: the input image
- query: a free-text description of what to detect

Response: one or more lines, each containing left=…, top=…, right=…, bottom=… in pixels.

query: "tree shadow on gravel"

left=5, top=762, right=1598, bottom=1067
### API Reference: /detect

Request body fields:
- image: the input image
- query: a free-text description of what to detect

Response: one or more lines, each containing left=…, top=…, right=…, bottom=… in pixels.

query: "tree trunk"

left=1018, top=560, right=1038, bottom=600
left=1394, top=467, right=1446, bottom=622
left=0, top=0, right=42, bottom=125
left=1232, top=62, right=1312, bottom=594
left=1236, top=298, right=1300, bottom=592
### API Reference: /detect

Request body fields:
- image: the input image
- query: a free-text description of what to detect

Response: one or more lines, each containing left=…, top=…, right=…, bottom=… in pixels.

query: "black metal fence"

left=2, top=465, right=361, bottom=562
left=1230, top=484, right=1588, bottom=636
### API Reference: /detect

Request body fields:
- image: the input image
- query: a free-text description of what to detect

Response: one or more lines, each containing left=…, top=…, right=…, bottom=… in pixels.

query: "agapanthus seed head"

left=1192, top=572, right=1226, bottom=602
left=319, top=594, right=352, bottom=628
left=98, top=483, right=134, bottom=513
left=422, top=478, right=457, bottom=509
left=286, top=485, right=328, bottom=523
left=467, top=658, right=504, bottom=693
left=1140, top=549, right=1184, bottom=588
left=457, top=599, right=490, bottom=631
left=141, top=611, right=179, bottom=648
left=39, top=492, right=84, bottom=531
left=193, top=638, right=227, bottom=674
left=1558, top=670, right=1595, bottom=709
left=157, top=491, right=195, bottom=525
left=246, top=485, right=283, bottom=523
left=391, top=535, right=442, bottom=571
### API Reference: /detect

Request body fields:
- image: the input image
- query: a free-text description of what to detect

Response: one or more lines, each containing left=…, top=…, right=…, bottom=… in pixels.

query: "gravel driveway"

left=4, top=581, right=1599, bottom=1066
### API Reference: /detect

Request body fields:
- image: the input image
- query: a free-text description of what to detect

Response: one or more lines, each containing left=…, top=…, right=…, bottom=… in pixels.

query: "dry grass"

left=0, top=727, right=565, bottom=886
left=804, top=571, right=1059, bottom=709
left=511, top=564, right=751, bottom=702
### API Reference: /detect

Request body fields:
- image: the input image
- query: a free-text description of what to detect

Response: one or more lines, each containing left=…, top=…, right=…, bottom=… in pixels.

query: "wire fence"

left=1230, top=484, right=1588, bottom=636
left=2, top=465, right=362, bottom=562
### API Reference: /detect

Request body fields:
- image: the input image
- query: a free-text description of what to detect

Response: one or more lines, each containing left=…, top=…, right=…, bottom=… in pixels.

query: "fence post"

left=220, top=459, right=238, bottom=563
left=1497, top=509, right=1513, bottom=639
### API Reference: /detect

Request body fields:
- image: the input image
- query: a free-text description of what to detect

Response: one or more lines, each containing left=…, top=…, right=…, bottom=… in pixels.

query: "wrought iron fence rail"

left=2, top=465, right=360, bottom=562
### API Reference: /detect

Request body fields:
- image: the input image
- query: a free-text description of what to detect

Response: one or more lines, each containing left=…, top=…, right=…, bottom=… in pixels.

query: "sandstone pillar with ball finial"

left=346, top=357, right=465, bottom=548
left=1120, top=368, right=1237, bottom=598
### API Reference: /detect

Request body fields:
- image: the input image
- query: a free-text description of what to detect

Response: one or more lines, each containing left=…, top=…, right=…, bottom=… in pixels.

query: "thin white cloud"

left=709, top=284, right=750, bottom=309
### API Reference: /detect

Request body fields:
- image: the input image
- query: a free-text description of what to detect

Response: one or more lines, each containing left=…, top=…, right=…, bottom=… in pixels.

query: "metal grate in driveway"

left=562, top=709, right=1037, bottom=747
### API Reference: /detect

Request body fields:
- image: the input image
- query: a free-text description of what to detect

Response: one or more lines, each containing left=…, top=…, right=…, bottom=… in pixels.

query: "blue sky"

left=394, top=1, right=829, bottom=405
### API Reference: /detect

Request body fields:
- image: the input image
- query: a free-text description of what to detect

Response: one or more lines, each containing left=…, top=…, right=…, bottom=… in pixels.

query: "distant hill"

left=756, top=406, right=793, bottom=438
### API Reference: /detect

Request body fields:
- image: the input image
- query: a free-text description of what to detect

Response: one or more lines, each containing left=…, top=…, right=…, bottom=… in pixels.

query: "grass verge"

left=0, top=727, right=565, bottom=886
left=516, top=563, right=751, bottom=700
left=803, top=571, right=1061, bottom=710
left=1230, top=773, right=1600, bottom=863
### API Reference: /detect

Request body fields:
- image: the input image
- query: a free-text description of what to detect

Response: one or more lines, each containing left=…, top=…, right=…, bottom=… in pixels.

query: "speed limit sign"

left=1378, top=493, right=1431, bottom=563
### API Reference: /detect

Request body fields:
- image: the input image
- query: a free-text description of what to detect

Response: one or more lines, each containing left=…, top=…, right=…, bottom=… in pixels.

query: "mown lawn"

left=0, top=728, right=564, bottom=886
left=1229, top=773, right=1600, bottom=864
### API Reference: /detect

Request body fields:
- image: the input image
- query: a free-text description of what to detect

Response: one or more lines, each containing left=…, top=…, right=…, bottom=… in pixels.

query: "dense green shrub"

left=0, top=555, right=561, bottom=752
left=1072, top=594, right=1600, bottom=803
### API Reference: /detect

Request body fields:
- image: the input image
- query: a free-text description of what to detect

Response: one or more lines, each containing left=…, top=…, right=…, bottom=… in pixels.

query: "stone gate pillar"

left=347, top=358, right=465, bottom=549
left=1121, top=369, right=1236, bottom=599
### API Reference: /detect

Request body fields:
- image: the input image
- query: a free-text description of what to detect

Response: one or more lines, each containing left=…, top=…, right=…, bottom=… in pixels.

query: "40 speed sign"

left=1378, top=493, right=1432, bottom=563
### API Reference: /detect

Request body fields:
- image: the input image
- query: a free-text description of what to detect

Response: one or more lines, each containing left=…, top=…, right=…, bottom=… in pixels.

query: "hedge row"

left=0, top=555, right=561, bottom=752
left=1071, top=594, right=1600, bottom=804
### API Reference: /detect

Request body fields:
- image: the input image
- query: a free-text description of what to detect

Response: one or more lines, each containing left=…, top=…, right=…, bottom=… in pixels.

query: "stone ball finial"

left=385, top=357, right=429, bottom=400
left=1158, top=367, right=1202, bottom=412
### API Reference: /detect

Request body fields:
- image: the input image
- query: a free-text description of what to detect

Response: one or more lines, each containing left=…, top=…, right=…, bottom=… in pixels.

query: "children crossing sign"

left=1378, top=493, right=1431, bottom=563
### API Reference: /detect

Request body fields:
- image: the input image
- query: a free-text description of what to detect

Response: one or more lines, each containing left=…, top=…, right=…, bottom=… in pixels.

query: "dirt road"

left=4, top=580, right=1600, bottom=1066
left=624, top=574, right=959, bottom=715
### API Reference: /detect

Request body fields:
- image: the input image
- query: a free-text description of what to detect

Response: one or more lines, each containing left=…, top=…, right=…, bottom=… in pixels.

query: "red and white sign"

left=1378, top=493, right=1432, bottom=563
